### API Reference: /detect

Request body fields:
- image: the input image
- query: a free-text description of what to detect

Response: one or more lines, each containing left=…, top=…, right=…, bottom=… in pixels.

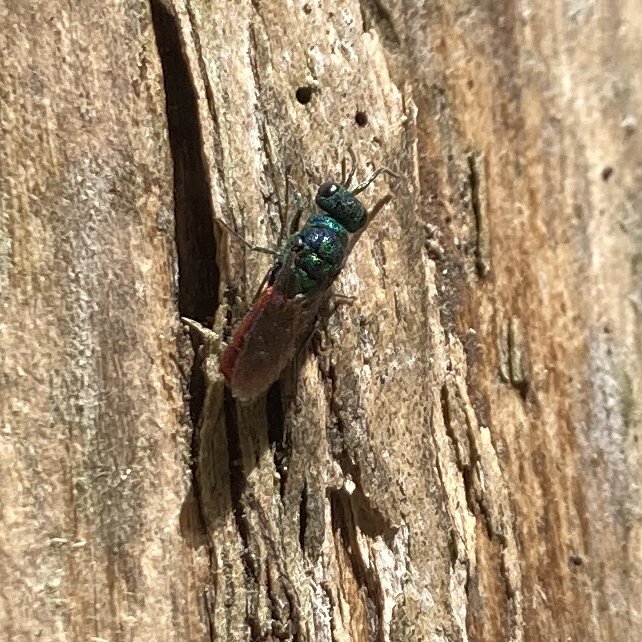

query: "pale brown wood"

left=0, top=1, right=206, bottom=640
left=1, top=1, right=640, bottom=641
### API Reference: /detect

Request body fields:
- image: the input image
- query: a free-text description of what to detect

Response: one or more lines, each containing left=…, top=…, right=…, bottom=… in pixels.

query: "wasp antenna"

left=351, top=166, right=399, bottom=195
left=342, top=147, right=358, bottom=188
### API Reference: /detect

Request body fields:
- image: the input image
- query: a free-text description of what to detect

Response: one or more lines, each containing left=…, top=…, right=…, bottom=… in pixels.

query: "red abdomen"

left=220, top=286, right=316, bottom=399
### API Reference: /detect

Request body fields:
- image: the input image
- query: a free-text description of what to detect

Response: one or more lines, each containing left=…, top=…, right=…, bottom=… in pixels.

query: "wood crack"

left=468, top=151, right=490, bottom=278
left=150, top=4, right=221, bottom=639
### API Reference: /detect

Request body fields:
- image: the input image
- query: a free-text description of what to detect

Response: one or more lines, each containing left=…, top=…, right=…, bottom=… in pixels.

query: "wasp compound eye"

left=317, top=182, right=339, bottom=198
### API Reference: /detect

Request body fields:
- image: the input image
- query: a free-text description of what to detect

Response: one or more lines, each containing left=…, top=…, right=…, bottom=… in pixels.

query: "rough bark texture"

left=1, top=1, right=640, bottom=641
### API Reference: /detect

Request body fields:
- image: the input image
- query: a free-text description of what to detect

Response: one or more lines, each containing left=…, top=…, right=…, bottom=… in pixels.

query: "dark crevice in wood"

left=507, top=316, right=531, bottom=400
left=201, top=588, right=216, bottom=642
left=429, top=404, right=466, bottom=567
left=222, top=391, right=248, bottom=556
left=265, top=559, right=291, bottom=640
left=263, top=550, right=303, bottom=641
left=327, top=381, right=397, bottom=545
left=151, top=0, right=217, bottom=442
left=458, top=405, right=518, bottom=635
left=150, top=0, right=219, bottom=326
left=461, top=426, right=497, bottom=543
left=251, top=499, right=303, bottom=642
left=326, top=368, right=399, bottom=640
left=267, top=381, right=290, bottom=500
left=184, top=2, right=232, bottom=222
left=266, top=383, right=285, bottom=445
left=325, top=362, right=400, bottom=639
left=150, top=6, right=220, bottom=641
left=298, top=479, right=308, bottom=551
left=441, top=381, right=517, bottom=629
left=440, top=382, right=461, bottom=468
left=468, top=152, right=490, bottom=279
left=358, top=0, right=402, bottom=48
left=222, top=391, right=263, bottom=638
left=330, top=490, right=383, bottom=642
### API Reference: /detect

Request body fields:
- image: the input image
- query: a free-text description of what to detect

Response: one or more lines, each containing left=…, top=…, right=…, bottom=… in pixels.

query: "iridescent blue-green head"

left=315, top=182, right=367, bottom=233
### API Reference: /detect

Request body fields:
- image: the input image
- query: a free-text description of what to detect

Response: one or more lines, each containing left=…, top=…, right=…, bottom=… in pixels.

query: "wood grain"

left=1, top=1, right=640, bottom=640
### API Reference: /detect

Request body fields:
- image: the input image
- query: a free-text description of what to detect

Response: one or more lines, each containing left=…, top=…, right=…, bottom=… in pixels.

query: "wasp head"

left=315, top=182, right=367, bottom=233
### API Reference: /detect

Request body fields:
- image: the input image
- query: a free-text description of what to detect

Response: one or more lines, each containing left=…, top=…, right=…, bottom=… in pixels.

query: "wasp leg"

left=217, top=218, right=279, bottom=256
left=284, top=177, right=308, bottom=236
left=299, top=293, right=356, bottom=353
left=294, top=312, right=327, bottom=362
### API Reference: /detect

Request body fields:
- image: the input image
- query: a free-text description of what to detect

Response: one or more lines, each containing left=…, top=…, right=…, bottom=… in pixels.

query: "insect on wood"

left=220, top=153, right=397, bottom=399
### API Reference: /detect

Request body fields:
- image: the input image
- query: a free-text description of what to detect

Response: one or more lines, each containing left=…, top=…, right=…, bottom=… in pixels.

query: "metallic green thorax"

left=273, top=182, right=367, bottom=298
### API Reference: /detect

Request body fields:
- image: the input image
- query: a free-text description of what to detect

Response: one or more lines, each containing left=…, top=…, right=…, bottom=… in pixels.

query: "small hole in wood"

left=295, top=86, right=314, bottom=104
left=355, top=111, right=368, bottom=127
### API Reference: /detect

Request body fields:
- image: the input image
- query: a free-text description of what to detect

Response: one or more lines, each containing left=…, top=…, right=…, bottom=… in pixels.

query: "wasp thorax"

left=315, top=181, right=367, bottom=233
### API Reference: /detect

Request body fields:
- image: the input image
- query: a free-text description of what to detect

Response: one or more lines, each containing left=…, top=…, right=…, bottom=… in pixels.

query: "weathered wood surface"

left=1, top=1, right=640, bottom=641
